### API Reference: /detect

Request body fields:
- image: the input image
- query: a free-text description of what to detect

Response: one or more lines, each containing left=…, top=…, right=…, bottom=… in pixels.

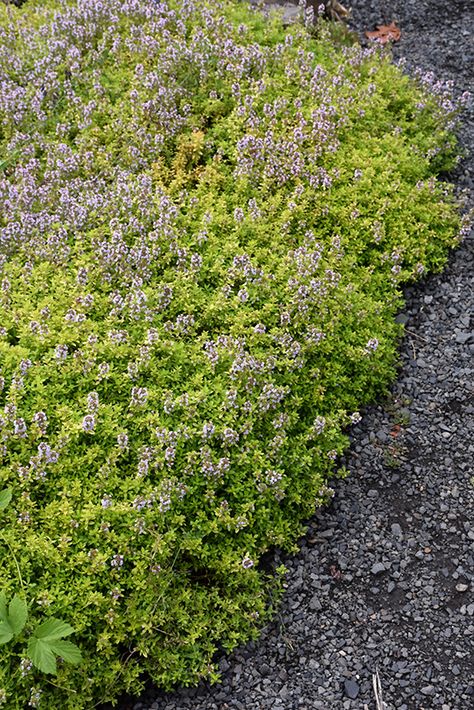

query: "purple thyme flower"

left=108, top=330, right=128, bottom=344
left=134, top=518, right=146, bottom=534
left=202, top=421, right=215, bottom=439
left=87, top=391, right=99, bottom=413
left=204, top=341, right=219, bottom=366
left=222, top=427, right=239, bottom=446
left=14, top=418, right=27, bottom=438
left=133, top=496, right=149, bottom=511
left=237, top=288, right=249, bottom=303
left=76, top=266, right=88, bottom=285
left=159, top=494, right=171, bottom=512
left=82, top=414, right=96, bottom=433
left=364, top=338, right=379, bottom=354
left=164, top=446, right=176, bottom=465
left=233, top=207, right=244, bottom=222
left=55, top=344, right=68, bottom=360
left=37, top=443, right=58, bottom=464
left=130, top=386, right=148, bottom=407
left=4, top=402, right=17, bottom=420
left=117, top=432, right=129, bottom=450
left=19, top=658, right=33, bottom=677
left=313, top=416, right=326, bottom=434
left=19, top=359, right=32, bottom=375
left=11, top=376, right=24, bottom=391
left=33, top=411, right=48, bottom=433
left=64, top=308, right=78, bottom=322
left=127, top=362, right=139, bottom=380
left=265, top=470, right=283, bottom=485
left=137, top=459, right=149, bottom=477
left=110, top=554, right=124, bottom=568
left=98, top=362, right=110, bottom=378
left=146, top=328, right=159, bottom=344
left=241, top=556, right=254, bottom=569
left=28, top=688, right=42, bottom=708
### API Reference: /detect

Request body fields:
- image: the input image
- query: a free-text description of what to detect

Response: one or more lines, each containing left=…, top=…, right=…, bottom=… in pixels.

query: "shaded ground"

left=115, top=1, right=473, bottom=708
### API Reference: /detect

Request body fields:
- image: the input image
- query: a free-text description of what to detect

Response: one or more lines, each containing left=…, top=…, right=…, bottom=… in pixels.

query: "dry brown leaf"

left=365, top=21, right=401, bottom=44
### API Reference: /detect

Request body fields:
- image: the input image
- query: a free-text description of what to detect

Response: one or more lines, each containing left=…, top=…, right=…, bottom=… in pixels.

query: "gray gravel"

left=118, top=1, right=474, bottom=708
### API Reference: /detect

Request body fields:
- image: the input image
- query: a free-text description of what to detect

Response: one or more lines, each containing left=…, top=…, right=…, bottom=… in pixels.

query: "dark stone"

left=344, top=679, right=360, bottom=699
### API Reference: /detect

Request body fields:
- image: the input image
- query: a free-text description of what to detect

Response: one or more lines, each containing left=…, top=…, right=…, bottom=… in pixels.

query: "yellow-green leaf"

left=0, top=488, right=12, bottom=511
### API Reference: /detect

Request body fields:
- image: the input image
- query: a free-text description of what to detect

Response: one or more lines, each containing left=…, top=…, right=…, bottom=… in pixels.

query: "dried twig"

left=405, top=328, right=429, bottom=343
left=373, top=668, right=386, bottom=710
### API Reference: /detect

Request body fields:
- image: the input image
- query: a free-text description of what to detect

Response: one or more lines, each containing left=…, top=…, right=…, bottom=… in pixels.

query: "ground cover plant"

left=0, top=0, right=470, bottom=707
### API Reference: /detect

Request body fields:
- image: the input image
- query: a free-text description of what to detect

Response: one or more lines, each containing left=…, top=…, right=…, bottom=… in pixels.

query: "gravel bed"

left=118, top=1, right=474, bottom=707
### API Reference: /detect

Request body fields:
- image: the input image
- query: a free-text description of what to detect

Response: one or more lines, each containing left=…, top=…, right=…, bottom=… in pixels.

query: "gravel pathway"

left=120, top=1, right=474, bottom=708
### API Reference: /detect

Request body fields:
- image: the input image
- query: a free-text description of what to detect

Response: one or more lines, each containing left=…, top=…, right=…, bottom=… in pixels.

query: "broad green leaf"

left=0, top=621, right=14, bottom=645
left=0, top=592, right=7, bottom=622
left=33, top=618, right=75, bottom=641
left=0, top=488, right=12, bottom=511
left=8, top=596, right=27, bottom=635
left=48, top=639, right=82, bottom=665
left=27, top=637, right=57, bottom=674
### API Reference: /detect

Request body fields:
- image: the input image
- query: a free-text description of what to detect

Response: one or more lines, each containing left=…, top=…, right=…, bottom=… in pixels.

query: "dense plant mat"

left=0, top=0, right=469, bottom=707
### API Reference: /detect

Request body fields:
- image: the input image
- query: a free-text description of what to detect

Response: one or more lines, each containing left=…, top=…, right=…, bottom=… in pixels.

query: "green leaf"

left=0, top=488, right=12, bottom=511
left=0, top=621, right=14, bottom=645
left=27, top=637, right=57, bottom=675
left=48, top=639, right=82, bottom=665
left=8, top=596, right=27, bottom=635
left=0, top=592, right=7, bottom=622
left=33, top=618, right=75, bottom=641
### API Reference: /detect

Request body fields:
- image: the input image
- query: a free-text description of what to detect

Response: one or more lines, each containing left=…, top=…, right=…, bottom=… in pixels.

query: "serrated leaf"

left=0, top=621, right=14, bottom=645
left=33, top=618, right=75, bottom=641
left=48, top=639, right=82, bottom=665
left=0, top=592, right=7, bottom=622
left=27, top=636, right=57, bottom=674
left=0, top=488, right=12, bottom=511
left=8, top=596, right=27, bottom=635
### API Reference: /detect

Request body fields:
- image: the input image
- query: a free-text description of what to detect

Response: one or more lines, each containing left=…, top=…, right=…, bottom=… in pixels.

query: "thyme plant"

left=0, top=0, right=469, bottom=706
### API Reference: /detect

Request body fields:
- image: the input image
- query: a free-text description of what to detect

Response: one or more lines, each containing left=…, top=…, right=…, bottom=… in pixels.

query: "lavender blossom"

left=222, top=427, right=239, bottom=446
left=55, top=344, right=68, bottom=360
left=364, top=338, right=379, bottom=354
left=14, top=418, right=27, bottom=438
left=82, top=414, right=96, bottom=433
left=98, top=362, right=110, bottom=378
left=116, top=433, right=128, bottom=451
left=130, top=387, right=148, bottom=407
left=19, top=359, right=32, bottom=375
left=265, top=469, right=283, bottom=485
left=87, top=391, right=99, bottom=413
left=110, top=554, right=124, bottom=568
left=202, top=421, right=215, bottom=439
